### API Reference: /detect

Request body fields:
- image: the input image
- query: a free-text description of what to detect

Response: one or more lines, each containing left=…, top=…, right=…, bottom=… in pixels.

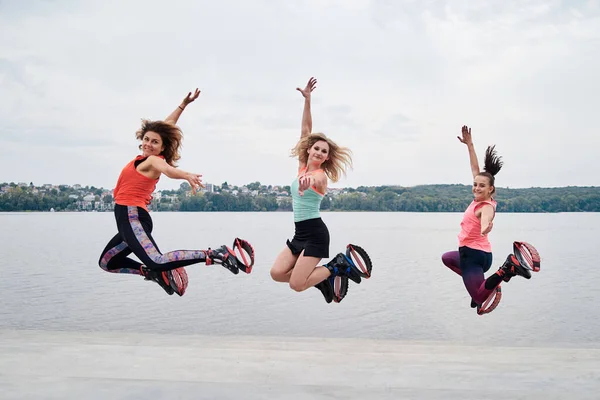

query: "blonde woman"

left=270, top=77, right=369, bottom=303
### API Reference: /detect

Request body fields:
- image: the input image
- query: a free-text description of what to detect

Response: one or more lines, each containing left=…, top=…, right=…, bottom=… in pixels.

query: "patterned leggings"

left=99, top=205, right=207, bottom=275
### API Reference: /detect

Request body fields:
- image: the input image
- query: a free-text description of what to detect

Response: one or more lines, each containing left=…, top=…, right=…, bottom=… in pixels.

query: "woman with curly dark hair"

left=98, top=89, right=253, bottom=296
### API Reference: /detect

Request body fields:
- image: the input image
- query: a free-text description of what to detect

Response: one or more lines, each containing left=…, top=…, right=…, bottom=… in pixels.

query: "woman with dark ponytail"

left=441, top=125, right=531, bottom=310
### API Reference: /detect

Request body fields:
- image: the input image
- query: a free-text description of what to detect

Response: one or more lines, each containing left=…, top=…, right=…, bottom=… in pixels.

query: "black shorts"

left=286, top=217, right=330, bottom=258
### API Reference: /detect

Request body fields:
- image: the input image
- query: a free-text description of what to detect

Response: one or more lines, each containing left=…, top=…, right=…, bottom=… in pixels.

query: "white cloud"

left=0, top=0, right=598, bottom=190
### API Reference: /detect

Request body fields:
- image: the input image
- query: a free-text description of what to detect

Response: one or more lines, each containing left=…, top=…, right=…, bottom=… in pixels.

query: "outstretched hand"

left=186, top=172, right=205, bottom=194
left=457, top=125, right=473, bottom=145
left=182, top=88, right=201, bottom=106
left=298, top=175, right=311, bottom=196
left=296, top=77, right=317, bottom=99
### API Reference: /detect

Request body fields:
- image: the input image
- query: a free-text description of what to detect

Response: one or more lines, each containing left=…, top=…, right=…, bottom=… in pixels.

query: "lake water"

left=1, top=211, right=598, bottom=347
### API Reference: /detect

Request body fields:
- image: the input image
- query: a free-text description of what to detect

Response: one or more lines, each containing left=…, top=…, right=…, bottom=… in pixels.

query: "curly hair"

left=291, top=133, right=353, bottom=183
left=135, top=120, right=183, bottom=166
left=478, top=145, right=503, bottom=194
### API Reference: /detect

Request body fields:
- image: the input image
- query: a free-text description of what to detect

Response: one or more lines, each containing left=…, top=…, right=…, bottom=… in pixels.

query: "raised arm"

left=457, top=125, right=481, bottom=179
left=165, top=88, right=201, bottom=124
left=296, top=77, right=317, bottom=139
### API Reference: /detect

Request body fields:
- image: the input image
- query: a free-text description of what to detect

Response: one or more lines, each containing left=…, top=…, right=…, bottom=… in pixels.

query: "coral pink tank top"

left=457, top=199, right=497, bottom=252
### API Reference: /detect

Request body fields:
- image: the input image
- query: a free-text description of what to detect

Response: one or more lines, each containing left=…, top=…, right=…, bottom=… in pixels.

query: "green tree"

left=278, top=197, right=292, bottom=211
left=247, top=181, right=261, bottom=191
left=179, top=182, right=191, bottom=193
left=321, top=196, right=331, bottom=210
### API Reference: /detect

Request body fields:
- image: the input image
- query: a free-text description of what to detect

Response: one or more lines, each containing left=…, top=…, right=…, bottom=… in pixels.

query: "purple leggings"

left=442, top=247, right=495, bottom=305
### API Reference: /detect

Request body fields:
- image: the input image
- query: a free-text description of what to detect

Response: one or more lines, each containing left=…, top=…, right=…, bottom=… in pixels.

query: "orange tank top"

left=457, top=199, right=497, bottom=252
left=113, top=155, right=161, bottom=211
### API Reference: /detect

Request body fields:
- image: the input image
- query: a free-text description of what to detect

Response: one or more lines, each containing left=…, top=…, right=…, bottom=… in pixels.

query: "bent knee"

left=270, top=266, right=290, bottom=282
left=98, top=259, right=109, bottom=272
left=288, top=279, right=307, bottom=292
left=441, top=252, right=458, bottom=266
left=269, top=268, right=280, bottom=281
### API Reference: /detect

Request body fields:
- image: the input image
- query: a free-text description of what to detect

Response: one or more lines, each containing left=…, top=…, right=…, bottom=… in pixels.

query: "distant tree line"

left=1, top=182, right=599, bottom=212
left=178, top=192, right=280, bottom=212
left=0, top=183, right=107, bottom=212
left=329, top=185, right=600, bottom=213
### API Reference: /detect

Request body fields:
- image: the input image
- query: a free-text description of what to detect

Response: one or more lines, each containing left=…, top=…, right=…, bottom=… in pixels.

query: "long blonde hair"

left=291, top=133, right=353, bottom=183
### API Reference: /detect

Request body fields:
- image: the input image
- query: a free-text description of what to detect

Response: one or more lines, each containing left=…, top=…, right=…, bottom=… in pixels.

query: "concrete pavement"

left=1, top=330, right=598, bottom=399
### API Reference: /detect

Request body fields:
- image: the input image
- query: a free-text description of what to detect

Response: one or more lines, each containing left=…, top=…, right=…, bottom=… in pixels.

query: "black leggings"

left=99, top=205, right=207, bottom=274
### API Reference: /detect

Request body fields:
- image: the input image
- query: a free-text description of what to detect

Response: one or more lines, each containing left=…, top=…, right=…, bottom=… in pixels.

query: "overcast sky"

left=1, top=0, right=598, bottom=191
